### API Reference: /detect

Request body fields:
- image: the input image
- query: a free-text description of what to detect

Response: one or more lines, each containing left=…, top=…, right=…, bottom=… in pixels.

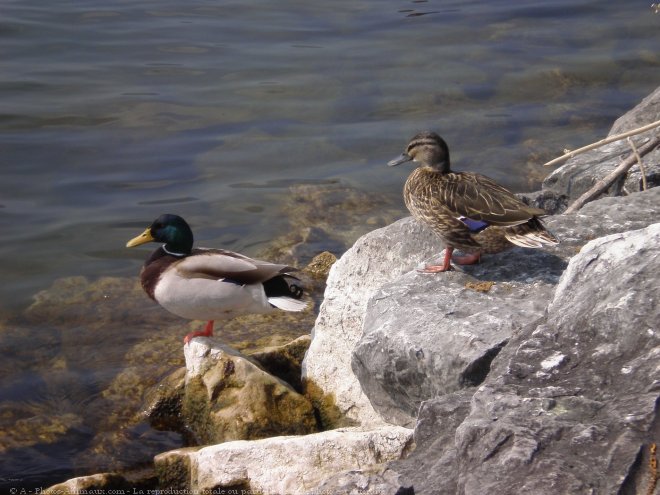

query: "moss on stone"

left=179, top=342, right=320, bottom=445
left=302, top=378, right=355, bottom=431
left=155, top=448, right=196, bottom=490
left=304, top=251, right=338, bottom=279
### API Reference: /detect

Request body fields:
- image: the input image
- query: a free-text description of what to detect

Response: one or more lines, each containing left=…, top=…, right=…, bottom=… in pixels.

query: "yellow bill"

left=126, top=227, right=155, bottom=248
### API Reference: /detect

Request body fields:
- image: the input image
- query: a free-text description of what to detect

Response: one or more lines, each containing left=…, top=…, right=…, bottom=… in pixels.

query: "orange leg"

left=418, top=248, right=481, bottom=273
left=418, top=247, right=455, bottom=273
left=184, top=320, right=214, bottom=345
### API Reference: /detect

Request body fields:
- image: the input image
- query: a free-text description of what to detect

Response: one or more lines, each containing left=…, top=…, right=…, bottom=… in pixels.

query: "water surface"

left=1, top=0, right=658, bottom=489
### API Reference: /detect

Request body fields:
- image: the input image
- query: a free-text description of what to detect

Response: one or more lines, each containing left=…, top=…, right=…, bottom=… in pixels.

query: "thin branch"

left=563, top=134, right=660, bottom=215
left=543, top=119, right=660, bottom=167
left=627, top=136, right=648, bottom=191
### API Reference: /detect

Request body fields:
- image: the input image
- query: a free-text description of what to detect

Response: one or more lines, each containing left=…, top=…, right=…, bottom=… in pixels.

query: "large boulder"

left=154, top=426, right=413, bottom=494
left=351, top=188, right=660, bottom=426
left=352, top=235, right=565, bottom=426
left=302, top=217, right=439, bottom=427
left=394, top=222, right=660, bottom=494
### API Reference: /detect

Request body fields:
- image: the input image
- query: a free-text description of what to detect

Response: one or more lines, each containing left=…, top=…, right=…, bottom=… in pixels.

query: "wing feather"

left=442, top=172, right=545, bottom=226
left=404, top=174, right=481, bottom=249
left=174, top=248, right=296, bottom=284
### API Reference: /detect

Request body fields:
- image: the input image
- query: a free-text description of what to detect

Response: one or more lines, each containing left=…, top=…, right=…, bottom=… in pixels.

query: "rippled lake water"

left=1, top=0, right=658, bottom=489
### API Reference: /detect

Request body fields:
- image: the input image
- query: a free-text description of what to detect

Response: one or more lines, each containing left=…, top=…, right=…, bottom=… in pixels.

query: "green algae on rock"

left=181, top=339, right=318, bottom=445
left=249, top=334, right=311, bottom=393
left=301, top=378, right=356, bottom=431
left=303, top=251, right=337, bottom=280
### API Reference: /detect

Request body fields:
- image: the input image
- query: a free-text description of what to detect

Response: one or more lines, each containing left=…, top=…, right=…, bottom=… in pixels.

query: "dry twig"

left=544, top=119, right=660, bottom=167
left=627, top=137, right=648, bottom=191
left=563, top=134, right=660, bottom=215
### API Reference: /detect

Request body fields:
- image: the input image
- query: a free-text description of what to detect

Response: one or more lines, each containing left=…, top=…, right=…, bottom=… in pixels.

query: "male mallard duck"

left=126, top=214, right=307, bottom=343
left=388, top=131, right=558, bottom=272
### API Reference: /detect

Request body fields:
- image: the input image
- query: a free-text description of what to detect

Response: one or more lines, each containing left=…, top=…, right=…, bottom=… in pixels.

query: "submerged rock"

left=0, top=323, right=84, bottom=462
left=154, top=426, right=413, bottom=494
left=261, top=182, right=401, bottom=267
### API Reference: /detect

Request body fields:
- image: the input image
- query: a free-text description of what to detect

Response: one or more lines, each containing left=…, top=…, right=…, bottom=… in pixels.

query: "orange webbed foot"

left=417, top=264, right=454, bottom=273
left=417, top=247, right=454, bottom=273
left=416, top=248, right=481, bottom=273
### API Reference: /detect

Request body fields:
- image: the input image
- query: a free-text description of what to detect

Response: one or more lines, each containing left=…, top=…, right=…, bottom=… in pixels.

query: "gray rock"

left=352, top=187, right=659, bottom=427
left=541, top=137, right=660, bottom=210
left=311, top=468, right=414, bottom=495
left=391, top=391, right=473, bottom=495
left=538, top=86, right=660, bottom=212
left=519, top=189, right=568, bottom=215
left=352, top=253, right=563, bottom=426
left=154, top=426, right=413, bottom=494
left=392, top=222, right=660, bottom=494
left=303, top=216, right=440, bottom=427
left=465, top=224, right=660, bottom=494
left=543, top=186, right=660, bottom=251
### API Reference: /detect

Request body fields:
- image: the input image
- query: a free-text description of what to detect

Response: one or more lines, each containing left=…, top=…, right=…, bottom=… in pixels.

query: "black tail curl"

left=288, top=283, right=303, bottom=299
left=263, top=275, right=304, bottom=300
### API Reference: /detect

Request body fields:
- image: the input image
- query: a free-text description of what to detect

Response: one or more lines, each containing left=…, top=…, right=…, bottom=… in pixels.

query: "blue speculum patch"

left=459, top=216, right=489, bottom=233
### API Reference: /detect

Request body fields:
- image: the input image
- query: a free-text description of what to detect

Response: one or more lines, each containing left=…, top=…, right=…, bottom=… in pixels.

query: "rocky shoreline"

left=46, top=87, right=659, bottom=494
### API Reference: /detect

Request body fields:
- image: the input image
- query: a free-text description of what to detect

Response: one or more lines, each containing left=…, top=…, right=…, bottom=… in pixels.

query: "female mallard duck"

left=388, top=131, right=558, bottom=272
left=126, top=214, right=307, bottom=343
